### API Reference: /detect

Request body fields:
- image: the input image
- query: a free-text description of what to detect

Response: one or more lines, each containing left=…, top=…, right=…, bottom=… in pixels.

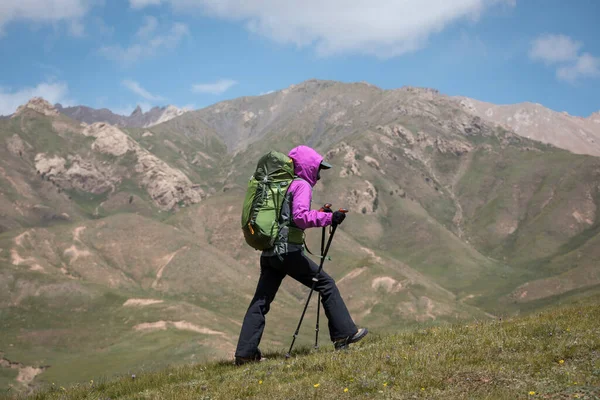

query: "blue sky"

left=0, top=0, right=599, bottom=117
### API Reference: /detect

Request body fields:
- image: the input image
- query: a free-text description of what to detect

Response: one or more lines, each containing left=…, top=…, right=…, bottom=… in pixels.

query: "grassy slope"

left=0, top=263, right=244, bottom=388
left=9, top=297, right=600, bottom=400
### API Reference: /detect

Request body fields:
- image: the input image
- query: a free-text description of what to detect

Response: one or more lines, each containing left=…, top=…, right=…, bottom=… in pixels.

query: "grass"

left=9, top=298, right=600, bottom=400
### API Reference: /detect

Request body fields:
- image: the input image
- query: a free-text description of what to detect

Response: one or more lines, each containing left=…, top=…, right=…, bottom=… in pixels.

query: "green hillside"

left=7, top=297, right=600, bottom=400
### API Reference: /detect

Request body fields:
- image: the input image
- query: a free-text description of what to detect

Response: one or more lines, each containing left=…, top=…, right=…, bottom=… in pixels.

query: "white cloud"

left=136, top=16, right=158, bottom=39
left=557, top=53, right=600, bottom=82
left=68, top=20, right=86, bottom=37
left=530, top=34, right=600, bottom=83
left=130, top=0, right=164, bottom=9
left=122, top=79, right=165, bottom=101
left=129, top=0, right=514, bottom=58
left=0, top=82, right=71, bottom=116
left=529, top=34, right=582, bottom=64
left=100, top=22, right=188, bottom=65
left=0, top=0, right=92, bottom=36
left=191, top=79, right=238, bottom=95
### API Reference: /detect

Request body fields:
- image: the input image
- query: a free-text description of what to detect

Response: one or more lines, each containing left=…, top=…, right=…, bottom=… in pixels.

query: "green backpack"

left=241, top=151, right=296, bottom=250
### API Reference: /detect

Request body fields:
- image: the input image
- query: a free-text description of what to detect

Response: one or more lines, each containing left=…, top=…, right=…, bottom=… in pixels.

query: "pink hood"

left=288, top=145, right=323, bottom=187
left=286, top=145, right=332, bottom=230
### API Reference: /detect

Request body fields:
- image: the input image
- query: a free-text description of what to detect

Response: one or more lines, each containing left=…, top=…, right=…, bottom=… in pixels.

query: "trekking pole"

left=315, top=203, right=331, bottom=349
left=286, top=208, right=348, bottom=359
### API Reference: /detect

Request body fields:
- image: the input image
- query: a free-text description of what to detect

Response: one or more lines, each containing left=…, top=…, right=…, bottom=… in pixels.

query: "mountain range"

left=54, top=104, right=189, bottom=128
left=1, top=79, right=599, bottom=393
left=456, top=97, right=600, bottom=157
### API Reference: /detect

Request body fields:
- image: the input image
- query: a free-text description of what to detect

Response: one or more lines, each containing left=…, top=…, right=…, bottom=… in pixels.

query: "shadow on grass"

left=214, top=345, right=319, bottom=368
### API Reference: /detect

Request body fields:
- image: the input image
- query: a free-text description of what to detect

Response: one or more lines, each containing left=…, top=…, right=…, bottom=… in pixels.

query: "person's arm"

left=290, top=181, right=332, bottom=229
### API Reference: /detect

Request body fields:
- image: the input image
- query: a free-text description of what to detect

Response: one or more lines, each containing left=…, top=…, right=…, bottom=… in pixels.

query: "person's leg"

left=235, top=256, right=286, bottom=359
left=276, top=251, right=357, bottom=341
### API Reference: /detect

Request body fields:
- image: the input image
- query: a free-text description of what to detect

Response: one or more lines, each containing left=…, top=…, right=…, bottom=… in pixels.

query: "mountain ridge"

left=53, top=103, right=189, bottom=128
left=456, top=96, right=600, bottom=157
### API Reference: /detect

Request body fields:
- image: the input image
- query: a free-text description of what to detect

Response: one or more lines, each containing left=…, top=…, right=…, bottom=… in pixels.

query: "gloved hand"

left=332, top=210, right=346, bottom=226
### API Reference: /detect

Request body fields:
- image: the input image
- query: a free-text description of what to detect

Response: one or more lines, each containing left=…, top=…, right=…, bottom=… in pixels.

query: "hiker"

left=235, top=145, right=368, bottom=365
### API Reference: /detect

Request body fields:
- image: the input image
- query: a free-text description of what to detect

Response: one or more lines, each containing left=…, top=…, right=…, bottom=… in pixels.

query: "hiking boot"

left=234, top=349, right=265, bottom=366
left=334, top=328, right=368, bottom=350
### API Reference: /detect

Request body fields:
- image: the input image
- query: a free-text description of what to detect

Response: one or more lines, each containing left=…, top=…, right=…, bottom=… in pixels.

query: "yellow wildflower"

left=559, top=360, right=565, bottom=364
left=314, top=383, right=320, bottom=388
left=421, top=388, right=425, bottom=391
left=344, top=388, right=349, bottom=393
left=529, top=391, right=536, bottom=396
left=259, top=380, right=263, bottom=385
left=383, top=382, right=388, bottom=387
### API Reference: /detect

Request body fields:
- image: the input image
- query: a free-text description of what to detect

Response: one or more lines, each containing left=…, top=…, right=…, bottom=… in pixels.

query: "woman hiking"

left=235, top=145, right=368, bottom=365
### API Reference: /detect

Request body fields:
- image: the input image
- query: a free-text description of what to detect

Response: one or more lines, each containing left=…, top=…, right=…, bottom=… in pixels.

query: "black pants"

left=235, top=251, right=357, bottom=358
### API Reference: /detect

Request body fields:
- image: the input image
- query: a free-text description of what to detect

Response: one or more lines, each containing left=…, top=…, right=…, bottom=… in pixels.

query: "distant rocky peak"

left=131, top=106, right=143, bottom=116
left=590, top=111, right=600, bottom=123
left=13, top=97, right=59, bottom=118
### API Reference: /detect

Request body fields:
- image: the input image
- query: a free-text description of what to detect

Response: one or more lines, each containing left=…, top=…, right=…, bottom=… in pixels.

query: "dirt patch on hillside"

left=134, top=321, right=168, bottom=331
left=14, top=230, right=32, bottom=247
left=172, top=321, right=224, bottom=335
left=73, top=226, right=86, bottom=242
left=371, top=276, right=402, bottom=293
left=6, top=134, right=31, bottom=156
left=17, top=366, right=45, bottom=384
left=10, top=249, right=44, bottom=272
left=52, top=120, right=80, bottom=135
left=361, top=247, right=383, bottom=263
left=346, top=180, right=378, bottom=215
left=338, top=267, right=367, bottom=285
left=572, top=210, right=594, bottom=225
left=0, top=353, right=48, bottom=387
left=123, top=299, right=164, bottom=307
left=152, top=247, right=188, bottom=288
left=133, top=320, right=224, bottom=335
left=63, top=245, right=91, bottom=264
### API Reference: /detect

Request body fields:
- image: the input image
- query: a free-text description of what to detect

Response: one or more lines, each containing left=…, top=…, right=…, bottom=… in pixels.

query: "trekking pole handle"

left=319, top=203, right=333, bottom=212
left=330, top=208, right=348, bottom=233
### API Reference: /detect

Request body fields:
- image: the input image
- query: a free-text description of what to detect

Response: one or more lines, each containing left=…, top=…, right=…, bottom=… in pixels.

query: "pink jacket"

left=287, top=146, right=333, bottom=229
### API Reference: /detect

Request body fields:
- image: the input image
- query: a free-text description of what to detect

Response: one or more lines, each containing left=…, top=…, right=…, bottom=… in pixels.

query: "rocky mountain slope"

left=55, top=104, right=189, bottom=128
left=1, top=81, right=599, bottom=393
left=456, top=97, right=600, bottom=157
